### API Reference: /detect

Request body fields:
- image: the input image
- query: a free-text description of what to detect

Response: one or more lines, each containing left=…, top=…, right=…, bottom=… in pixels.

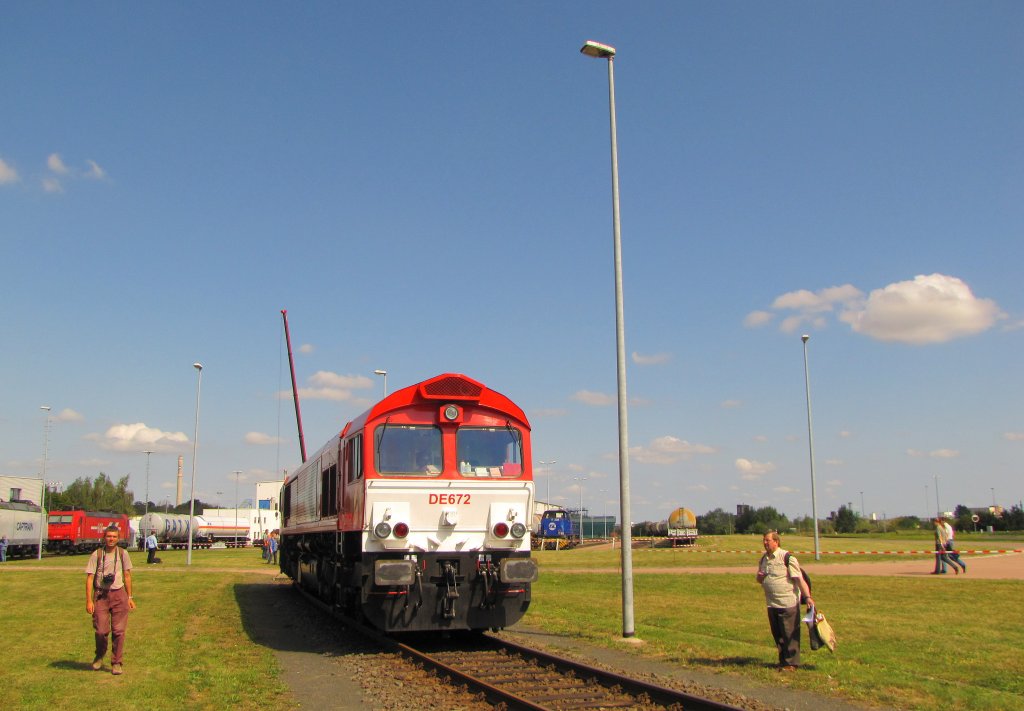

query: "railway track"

left=399, top=634, right=746, bottom=710
left=296, top=585, right=744, bottom=711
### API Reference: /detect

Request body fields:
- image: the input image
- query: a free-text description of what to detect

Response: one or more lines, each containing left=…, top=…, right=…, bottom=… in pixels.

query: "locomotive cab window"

left=456, top=426, right=524, bottom=477
left=374, top=425, right=442, bottom=476
left=48, top=514, right=72, bottom=524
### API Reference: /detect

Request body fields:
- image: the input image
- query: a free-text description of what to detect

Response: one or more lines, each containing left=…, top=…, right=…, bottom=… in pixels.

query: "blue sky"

left=3, top=3, right=1022, bottom=524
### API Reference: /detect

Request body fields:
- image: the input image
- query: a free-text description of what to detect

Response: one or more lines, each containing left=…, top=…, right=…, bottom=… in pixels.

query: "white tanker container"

left=138, top=512, right=209, bottom=549
left=197, top=516, right=250, bottom=547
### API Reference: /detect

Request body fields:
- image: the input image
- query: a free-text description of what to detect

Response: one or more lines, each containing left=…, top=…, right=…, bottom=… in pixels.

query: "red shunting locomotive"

left=279, top=373, right=538, bottom=632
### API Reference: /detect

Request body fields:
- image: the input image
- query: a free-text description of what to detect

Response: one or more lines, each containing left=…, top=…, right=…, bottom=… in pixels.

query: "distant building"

left=736, top=504, right=751, bottom=517
left=255, top=479, right=284, bottom=512
left=1, top=476, right=44, bottom=507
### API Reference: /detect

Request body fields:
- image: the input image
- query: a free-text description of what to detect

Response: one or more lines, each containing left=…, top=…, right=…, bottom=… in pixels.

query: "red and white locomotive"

left=280, top=373, right=538, bottom=632
left=47, top=510, right=131, bottom=554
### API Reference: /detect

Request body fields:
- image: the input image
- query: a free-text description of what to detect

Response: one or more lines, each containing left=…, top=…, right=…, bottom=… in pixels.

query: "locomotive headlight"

left=374, top=522, right=392, bottom=539
left=443, top=404, right=460, bottom=421
left=510, top=522, right=527, bottom=539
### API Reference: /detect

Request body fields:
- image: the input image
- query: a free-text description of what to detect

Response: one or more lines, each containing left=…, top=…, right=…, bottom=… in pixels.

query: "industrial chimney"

left=176, top=455, right=184, bottom=506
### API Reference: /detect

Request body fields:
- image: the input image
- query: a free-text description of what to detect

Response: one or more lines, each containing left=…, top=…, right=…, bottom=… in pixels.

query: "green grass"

left=536, top=533, right=1024, bottom=569
left=3, top=541, right=1023, bottom=710
left=524, top=550, right=1024, bottom=711
left=0, top=547, right=287, bottom=711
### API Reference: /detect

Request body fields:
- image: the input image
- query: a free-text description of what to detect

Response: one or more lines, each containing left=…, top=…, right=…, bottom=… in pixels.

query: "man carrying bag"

left=756, top=531, right=814, bottom=670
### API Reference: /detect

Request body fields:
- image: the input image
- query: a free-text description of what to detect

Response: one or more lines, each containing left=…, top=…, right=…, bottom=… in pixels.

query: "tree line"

left=690, top=504, right=1024, bottom=535
left=46, top=473, right=217, bottom=516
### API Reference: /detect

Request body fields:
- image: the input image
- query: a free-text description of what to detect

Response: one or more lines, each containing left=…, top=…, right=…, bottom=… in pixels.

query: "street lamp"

left=860, top=491, right=865, bottom=518
left=143, top=450, right=154, bottom=514
left=38, top=406, right=51, bottom=560
left=801, top=335, right=821, bottom=561
left=574, top=476, right=588, bottom=543
left=538, top=460, right=557, bottom=504
left=187, top=362, right=203, bottom=566
left=374, top=369, right=388, bottom=399
left=232, top=470, right=243, bottom=549
left=580, top=37, right=636, bottom=639
left=934, top=474, right=941, bottom=517
left=600, top=488, right=609, bottom=538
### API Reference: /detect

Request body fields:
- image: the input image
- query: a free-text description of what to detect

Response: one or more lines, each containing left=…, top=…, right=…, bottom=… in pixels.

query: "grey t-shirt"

left=85, top=546, right=133, bottom=591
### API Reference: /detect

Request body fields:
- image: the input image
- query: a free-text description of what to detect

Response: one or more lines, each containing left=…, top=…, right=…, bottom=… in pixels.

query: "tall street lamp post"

left=538, top=460, right=557, bottom=504
left=574, top=476, right=587, bottom=543
left=934, top=474, right=941, bottom=517
left=580, top=37, right=636, bottom=639
left=601, top=489, right=609, bottom=538
left=233, top=470, right=243, bottom=549
left=801, top=335, right=821, bottom=561
left=187, top=362, right=203, bottom=566
left=38, top=405, right=52, bottom=560
left=374, top=369, right=388, bottom=399
left=143, top=450, right=154, bottom=514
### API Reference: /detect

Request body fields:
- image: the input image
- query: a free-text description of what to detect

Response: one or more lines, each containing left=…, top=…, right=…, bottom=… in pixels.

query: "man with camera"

left=85, top=525, right=136, bottom=675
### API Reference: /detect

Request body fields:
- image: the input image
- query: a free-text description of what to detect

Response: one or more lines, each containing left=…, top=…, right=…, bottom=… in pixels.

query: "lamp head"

left=374, top=369, right=387, bottom=376
left=801, top=334, right=810, bottom=343
left=580, top=40, right=616, bottom=58
left=193, top=362, right=203, bottom=371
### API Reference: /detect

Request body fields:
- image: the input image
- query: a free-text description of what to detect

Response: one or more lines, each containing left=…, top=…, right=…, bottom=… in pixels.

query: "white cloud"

left=244, top=432, right=282, bottom=445
left=907, top=448, right=960, bottom=459
left=774, top=486, right=799, bottom=494
left=839, top=430, right=852, bottom=438
left=1004, top=432, right=1024, bottom=442
left=721, top=400, right=742, bottom=409
left=47, top=153, right=69, bottom=174
left=289, top=371, right=374, bottom=401
left=85, top=160, right=106, bottom=179
left=840, top=274, right=1003, bottom=344
left=773, top=284, right=864, bottom=313
left=42, top=177, right=63, bottom=193
left=631, top=351, right=671, bottom=366
left=735, top=457, right=776, bottom=480
left=298, top=343, right=315, bottom=354
left=87, top=423, right=189, bottom=452
left=753, top=434, right=768, bottom=442
left=743, top=310, right=774, bottom=328
left=0, top=158, right=19, bottom=184
left=753, top=275, right=1002, bottom=344
left=824, top=458, right=844, bottom=466
left=55, top=408, right=84, bottom=422
left=571, top=390, right=615, bottom=407
left=629, top=436, right=716, bottom=464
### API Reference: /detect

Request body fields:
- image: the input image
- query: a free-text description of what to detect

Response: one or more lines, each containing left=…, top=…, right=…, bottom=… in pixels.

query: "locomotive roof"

left=344, top=373, right=530, bottom=436
left=285, top=373, right=530, bottom=485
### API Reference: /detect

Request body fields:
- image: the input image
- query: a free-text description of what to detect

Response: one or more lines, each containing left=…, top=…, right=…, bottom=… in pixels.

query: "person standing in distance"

left=85, top=525, right=136, bottom=675
left=756, top=531, right=813, bottom=670
left=145, top=531, right=158, bottom=564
